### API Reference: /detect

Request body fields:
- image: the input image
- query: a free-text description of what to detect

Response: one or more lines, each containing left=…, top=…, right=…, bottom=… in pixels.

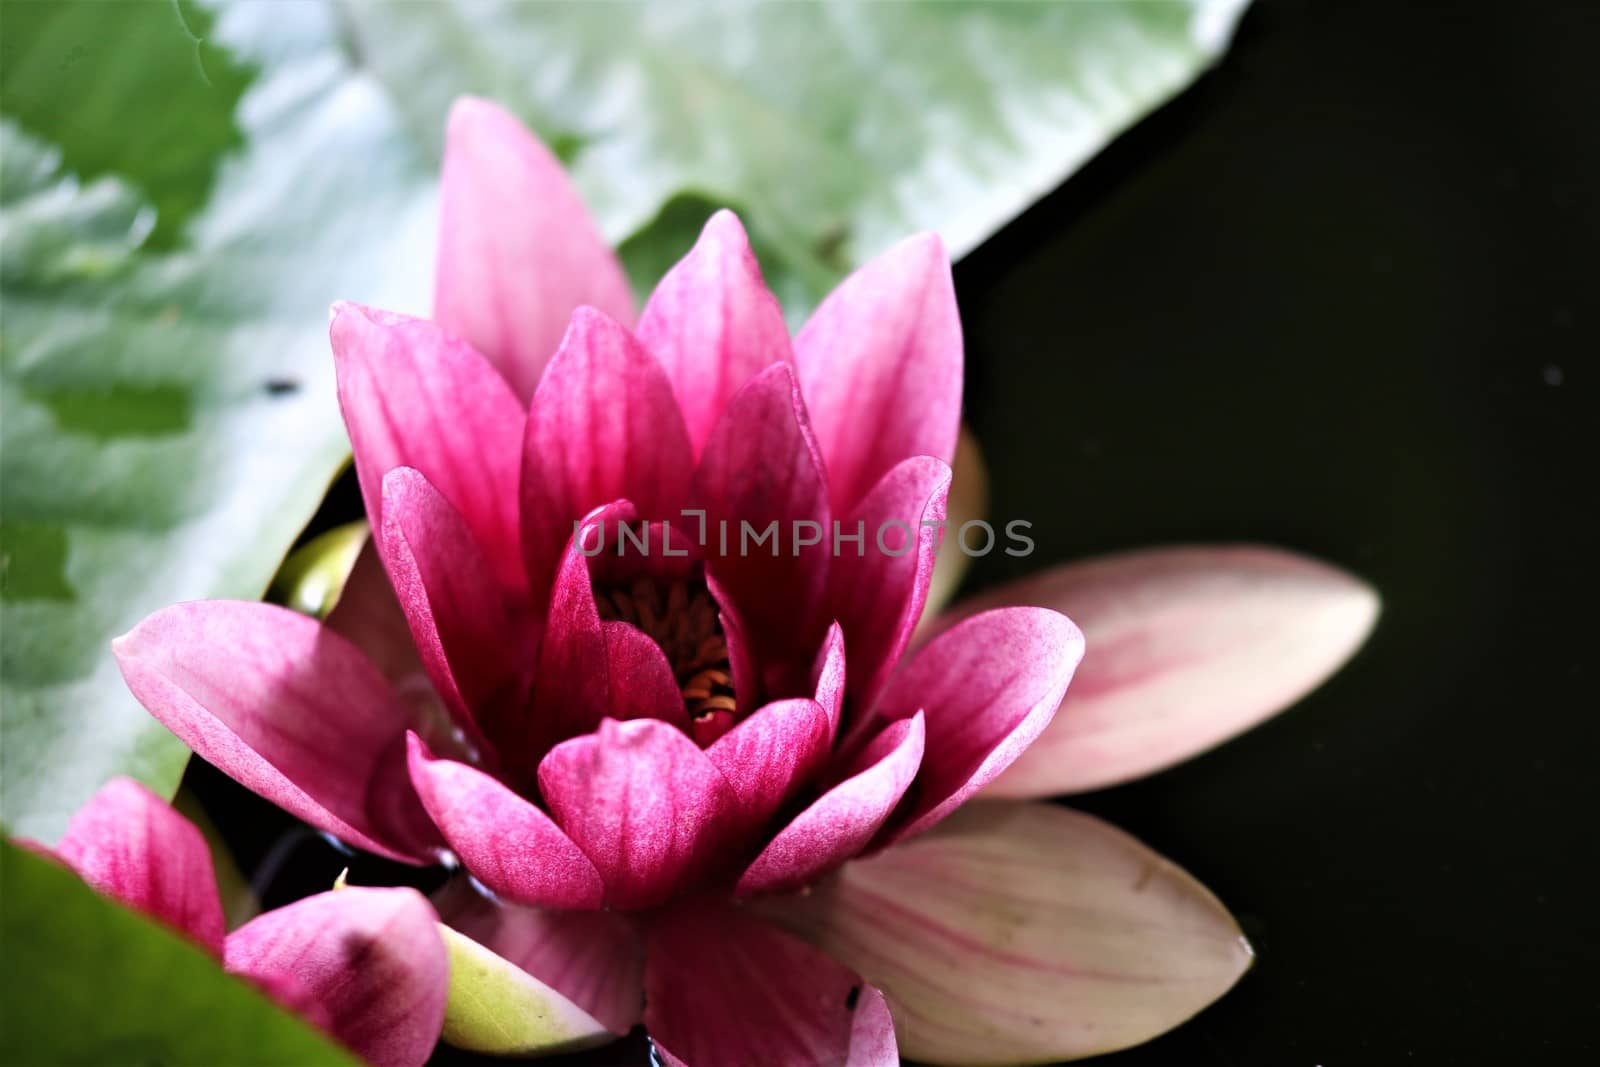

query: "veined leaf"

left=1, top=1, right=433, bottom=840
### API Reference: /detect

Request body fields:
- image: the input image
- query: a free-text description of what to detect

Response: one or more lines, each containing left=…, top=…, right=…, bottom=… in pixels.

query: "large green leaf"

left=0, top=1, right=433, bottom=841
left=0, top=0, right=1247, bottom=840
left=347, top=0, right=1252, bottom=312
left=0, top=840, right=355, bottom=1064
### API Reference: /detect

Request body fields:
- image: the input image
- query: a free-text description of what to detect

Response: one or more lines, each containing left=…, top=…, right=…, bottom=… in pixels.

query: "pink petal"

left=826, top=456, right=951, bottom=711
left=225, top=887, right=448, bottom=1067
left=811, top=621, right=847, bottom=741
left=330, top=302, right=526, bottom=594
left=537, top=718, right=739, bottom=909
left=521, top=309, right=693, bottom=601
left=327, top=536, right=499, bottom=772
left=736, top=712, right=925, bottom=897
left=324, top=535, right=424, bottom=685
left=55, top=778, right=225, bottom=955
left=939, top=546, right=1382, bottom=796
left=636, top=210, right=793, bottom=455
left=707, top=572, right=760, bottom=711
left=406, top=734, right=604, bottom=910
left=113, top=602, right=442, bottom=864
left=692, top=363, right=831, bottom=688
left=582, top=515, right=702, bottom=588
left=604, top=621, right=690, bottom=729
left=759, top=802, right=1253, bottom=1064
left=705, top=698, right=831, bottom=840
left=381, top=467, right=526, bottom=738
left=844, top=989, right=900, bottom=1067
left=529, top=502, right=633, bottom=754
left=923, top=424, right=988, bottom=622
left=872, top=607, right=1084, bottom=845
left=794, top=234, right=962, bottom=512
left=644, top=902, right=898, bottom=1067
left=435, top=96, right=634, bottom=402
left=237, top=971, right=334, bottom=1035
left=436, top=879, right=645, bottom=1035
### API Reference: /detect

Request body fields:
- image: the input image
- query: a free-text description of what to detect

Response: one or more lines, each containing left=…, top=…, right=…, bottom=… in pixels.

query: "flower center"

left=594, top=572, right=738, bottom=737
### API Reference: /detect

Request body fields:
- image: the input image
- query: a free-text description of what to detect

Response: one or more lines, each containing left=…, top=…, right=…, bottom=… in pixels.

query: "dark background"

left=195, top=0, right=1599, bottom=1063
left=956, top=0, right=1597, bottom=1062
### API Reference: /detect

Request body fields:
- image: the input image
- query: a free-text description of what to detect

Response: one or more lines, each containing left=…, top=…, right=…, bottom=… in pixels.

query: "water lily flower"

left=25, top=778, right=447, bottom=1067
left=112, top=98, right=1377, bottom=1064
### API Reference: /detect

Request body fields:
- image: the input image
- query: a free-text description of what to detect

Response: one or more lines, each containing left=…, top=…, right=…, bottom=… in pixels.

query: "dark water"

left=957, top=0, right=1597, bottom=1062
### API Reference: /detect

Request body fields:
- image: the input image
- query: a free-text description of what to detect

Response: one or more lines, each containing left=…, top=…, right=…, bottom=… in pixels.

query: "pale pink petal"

left=736, top=712, right=925, bottom=897
left=872, top=607, right=1083, bottom=845
left=436, top=879, right=644, bottom=1035
left=794, top=233, right=962, bottom=512
left=604, top=622, right=690, bottom=730
left=225, top=887, right=448, bottom=1067
left=381, top=467, right=526, bottom=739
left=113, top=602, right=441, bottom=864
left=645, top=902, right=898, bottom=1067
left=55, top=777, right=225, bottom=955
left=932, top=546, right=1381, bottom=796
left=435, top=96, right=634, bottom=402
left=759, top=802, right=1253, bottom=1064
left=636, top=210, right=792, bottom=455
left=705, top=698, right=831, bottom=839
left=845, top=989, right=900, bottom=1067
left=650, top=1013, right=898, bottom=1067
left=521, top=309, right=693, bottom=601
left=406, top=734, right=603, bottom=910
left=537, top=718, right=738, bottom=909
left=693, top=363, right=831, bottom=689
left=330, top=302, right=525, bottom=593
left=826, top=457, right=951, bottom=711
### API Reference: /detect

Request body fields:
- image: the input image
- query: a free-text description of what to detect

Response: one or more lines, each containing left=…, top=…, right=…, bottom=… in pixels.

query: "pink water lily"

left=26, top=778, right=447, bottom=1067
left=113, top=97, right=1377, bottom=1064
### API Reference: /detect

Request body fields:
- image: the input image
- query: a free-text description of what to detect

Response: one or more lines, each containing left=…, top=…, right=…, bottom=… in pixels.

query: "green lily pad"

left=345, top=0, right=1252, bottom=312
left=0, top=1, right=431, bottom=840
